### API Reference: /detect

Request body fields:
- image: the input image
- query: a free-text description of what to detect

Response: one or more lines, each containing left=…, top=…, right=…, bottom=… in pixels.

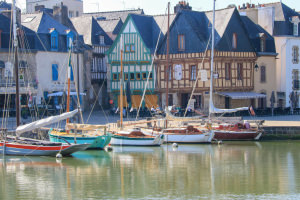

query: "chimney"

left=174, top=1, right=192, bottom=14
left=246, top=3, right=250, bottom=8
left=53, top=3, right=69, bottom=27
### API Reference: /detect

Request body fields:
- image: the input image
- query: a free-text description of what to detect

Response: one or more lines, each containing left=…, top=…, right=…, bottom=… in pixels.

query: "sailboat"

left=48, top=43, right=111, bottom=149
left=150, top=2, right=214, bottom=144
left=0, top=0, right=89, bottom=156
left=108, top=33, right=164, bottom=146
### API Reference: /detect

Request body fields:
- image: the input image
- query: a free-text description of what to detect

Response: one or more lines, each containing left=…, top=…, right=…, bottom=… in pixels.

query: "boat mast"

left=209, top=0, right=216, bottom=123
left=166, top=2, right=170, bottom=109
left=12, top=0, right=20, bottom=127
left=120, top=35, right=124, bottom=129
left=66, top=51, right=71, bottom=124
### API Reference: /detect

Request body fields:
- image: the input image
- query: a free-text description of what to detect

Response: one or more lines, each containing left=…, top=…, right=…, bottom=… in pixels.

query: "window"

left=125, top=45, right=130, bottom=52
left=237, top=63, right=243, bottom=80
left=50, top=29, right=58, bottom=51
left=258, top=92, right=267, bottom=109
left=142, top=73, right=147, bottom=80
left=190, top=65, right=196, bottom=81
left=130, top=44, right=135, bottom=52
left=124, top=73, right=128, bottom=80
left=99, top=35, right=105, bottom=45
left=260, top=66, right=266, bottom=83
left=178, top=35, right=185, bottom=51
left=69, top=11, right=74, bottom=18
left=225, top=63, right=231, bottom=80
left=149, top=72, right=153, bottom=79
left=113, top=73, right=118, bottom=80
left=294, top=23, right=299, bottom=36
left=76, top=11, right=79, bottom=17
left=292, top=46, right=299, bottom=64
left=130, top=73, right=135, bottom=80
left=232, top=33, right=237, bottom=49
left=136, top=73, right=141, bottom=80
left=293, top=69, right=300, bottom=90
left=260, top=37, right=265, bottom=52
left=168, top=65, right=172, bottom=80
left=52, top=64, right=58, bottom=81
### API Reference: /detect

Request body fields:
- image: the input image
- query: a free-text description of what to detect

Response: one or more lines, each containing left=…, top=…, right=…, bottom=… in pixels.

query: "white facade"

left=275, top=37, right=300, bottom=107
left=35, top=51, right=85, bottom=109
left=25, top=0, right=83, bottom=17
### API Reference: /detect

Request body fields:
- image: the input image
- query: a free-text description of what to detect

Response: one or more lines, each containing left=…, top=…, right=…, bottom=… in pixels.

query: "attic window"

left=178, top=35, right=185, bottom=51
left=232, top=33, right=237, bottom=49
left=293, top=23, right=299, bottom=36
left=99, top=35, right=105, bottom=45
left=260, top=37, right=266, bottom=52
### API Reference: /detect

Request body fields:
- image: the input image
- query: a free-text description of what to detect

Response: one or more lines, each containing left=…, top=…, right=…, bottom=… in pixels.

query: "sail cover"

left=16, top=109, right=79, bottom=136
left=210, top=103, right=248, bottom=114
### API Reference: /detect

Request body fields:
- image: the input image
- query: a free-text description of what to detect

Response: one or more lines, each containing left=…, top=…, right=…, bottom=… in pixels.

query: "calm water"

left=1, top=141, right=300, bottom=200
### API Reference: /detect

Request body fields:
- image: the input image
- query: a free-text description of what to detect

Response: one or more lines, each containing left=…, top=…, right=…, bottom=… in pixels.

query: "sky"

left=8, top=0, right=300, bottom=14
left=83, top=0, right=299, bottom=14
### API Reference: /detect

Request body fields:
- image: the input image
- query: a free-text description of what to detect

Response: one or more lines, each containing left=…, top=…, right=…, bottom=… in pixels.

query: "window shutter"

left=52, top=64, right=58, bottom=81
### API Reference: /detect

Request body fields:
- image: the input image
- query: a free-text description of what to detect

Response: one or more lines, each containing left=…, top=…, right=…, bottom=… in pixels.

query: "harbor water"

left=1, top=141, right=300, bottom=199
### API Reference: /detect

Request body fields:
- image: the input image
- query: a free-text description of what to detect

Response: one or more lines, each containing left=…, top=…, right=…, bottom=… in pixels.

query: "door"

left=225, top=97, right=230, bottom=109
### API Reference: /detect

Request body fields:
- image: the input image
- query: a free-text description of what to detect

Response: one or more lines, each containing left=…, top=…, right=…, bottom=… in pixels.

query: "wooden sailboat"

left=207, top=0, right=262, bottom=141
left=108, top=35, right=164, bottom=146
left=0, top=1, right=89, bottom=156
left=48, top=44, right=111, bottom=149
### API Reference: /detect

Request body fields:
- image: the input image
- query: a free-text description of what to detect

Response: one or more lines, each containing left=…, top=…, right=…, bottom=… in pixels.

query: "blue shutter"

left=52, top=64, right=58, bottom=81
left=70, top=65, right=74, bottom=81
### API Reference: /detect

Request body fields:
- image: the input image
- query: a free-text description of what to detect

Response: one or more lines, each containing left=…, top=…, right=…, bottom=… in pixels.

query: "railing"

left=0, top=80, right=38, bottom=88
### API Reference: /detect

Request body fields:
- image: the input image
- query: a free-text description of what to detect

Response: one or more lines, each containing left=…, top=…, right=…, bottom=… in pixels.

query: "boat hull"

left=163, top=130, right=214, bottom=143
left=48, top=132, right=111, bottom=150
left=0, top=142, right=89, bottom=156
left=213, top=130, right=262, bottom=141
left=110, top=134, right=164, bottom=146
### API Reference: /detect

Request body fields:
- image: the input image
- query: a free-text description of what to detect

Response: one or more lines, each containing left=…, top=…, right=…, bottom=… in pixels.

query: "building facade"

left=156, top=8, right=265, bottom=112
left=107, top=14, right=162, bottom=109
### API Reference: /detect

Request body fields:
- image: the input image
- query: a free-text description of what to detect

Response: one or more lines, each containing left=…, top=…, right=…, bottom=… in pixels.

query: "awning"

left=217, top=92, right=267, bottom=99
left=47, top=91, right=86, bottom=97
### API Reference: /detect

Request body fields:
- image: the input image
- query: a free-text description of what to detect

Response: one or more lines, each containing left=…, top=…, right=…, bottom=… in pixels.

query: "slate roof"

left=241, top=16, right=276, bottom=54
left=22, top=12, right=71, bottom=34
left=0, top=13, right=36, bottom=50
left=129, top=14, right=164, bottom=53
left=158, top=8, right=255, bottom=54
left=71, top=16, right=113, bottom=46
left=84, top=9, right=144, bottom=22
left=258, top=2, right=300, bottom=36
left=97, top=18, right=123, bottom=40
left=0, top=1, right=11, bottom=10
left=153, top=14, right=176, bottom=34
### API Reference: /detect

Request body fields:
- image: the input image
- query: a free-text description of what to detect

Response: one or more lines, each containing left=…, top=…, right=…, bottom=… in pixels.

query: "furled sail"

left=210, top=102, right=248, bottom=114
left=165, top=108, right=203, bottom=121
left=16, top=109, right=79, bottom=136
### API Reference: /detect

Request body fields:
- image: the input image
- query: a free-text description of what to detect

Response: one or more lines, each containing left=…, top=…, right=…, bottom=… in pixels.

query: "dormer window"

left=293, top=23, right=299, bottom=36
left=66, top=30, right=74, bottom=49
left=232, top=33, right=237, bottom=49
left=99, top=35, right=105, bottom=45
left=290, top=16, right=300, bottom=36
left=178, top=35, right=185, bottom=51
left=50, top=28, right=58, bottom=51
left=259, top=33, right=266, bottom=52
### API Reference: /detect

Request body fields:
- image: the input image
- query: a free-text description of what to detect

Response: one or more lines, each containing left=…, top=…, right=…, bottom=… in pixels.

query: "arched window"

left=232, top=33, right=237, bottom=49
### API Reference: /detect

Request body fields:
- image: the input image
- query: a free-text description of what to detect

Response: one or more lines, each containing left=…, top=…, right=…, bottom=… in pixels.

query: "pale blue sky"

left=83, top=0, right=299, bottom=14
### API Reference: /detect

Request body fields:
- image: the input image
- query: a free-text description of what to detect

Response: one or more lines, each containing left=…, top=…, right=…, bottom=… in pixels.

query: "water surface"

left=1, top=141, right=300, bottom=199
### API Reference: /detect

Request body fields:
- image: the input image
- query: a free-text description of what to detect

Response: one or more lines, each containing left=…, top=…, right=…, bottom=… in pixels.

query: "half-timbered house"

left=156, top=8, right=264, bottom=112
left=107, top=14, right=163, bottom=109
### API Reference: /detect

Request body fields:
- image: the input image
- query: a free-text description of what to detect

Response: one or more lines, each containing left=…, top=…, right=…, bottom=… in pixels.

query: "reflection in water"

left=1, top=142, right=300, bottom=199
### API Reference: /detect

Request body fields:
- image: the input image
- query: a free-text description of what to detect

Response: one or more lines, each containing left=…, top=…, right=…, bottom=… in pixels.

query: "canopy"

left=217, top=92, right=266, bottom=99
left=15, top=109, right=79, bottom=136
left=47, top=91, right=86, bottom=97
